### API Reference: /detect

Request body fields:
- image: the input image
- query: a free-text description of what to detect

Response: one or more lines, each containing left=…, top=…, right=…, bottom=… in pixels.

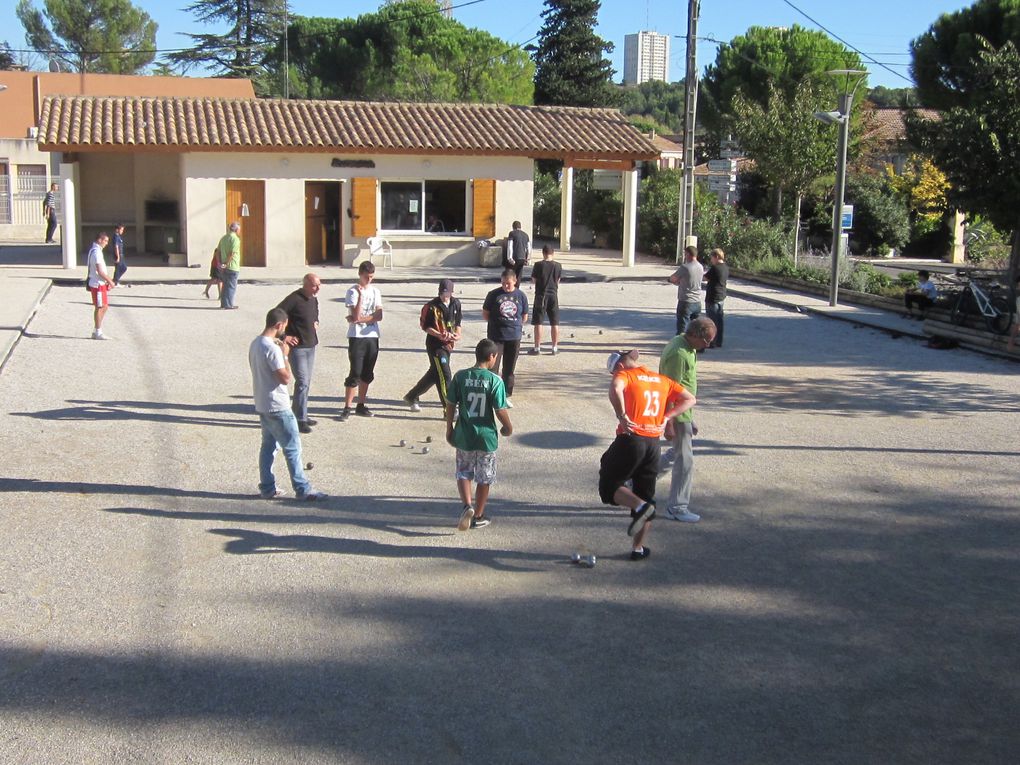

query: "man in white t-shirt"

left=249, top=308, right=325, bottom=500
left=341, top=261, right=384, bottom=421
left=86, top=232, right=115, bottom=340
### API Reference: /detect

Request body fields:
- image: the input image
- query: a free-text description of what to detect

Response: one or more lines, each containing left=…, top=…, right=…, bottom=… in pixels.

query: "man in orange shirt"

left=599, top=349, right=696, bottom=560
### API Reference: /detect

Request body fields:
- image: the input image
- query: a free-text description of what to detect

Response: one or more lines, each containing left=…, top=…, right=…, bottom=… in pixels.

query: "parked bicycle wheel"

left=950, top=290, right=972, bottom=326
left=987, top=295, right=1013, bottom=334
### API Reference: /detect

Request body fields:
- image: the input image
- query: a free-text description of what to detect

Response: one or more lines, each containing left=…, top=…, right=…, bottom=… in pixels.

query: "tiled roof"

left=864, top=107, right=939, bottom=144
left=38, top=96, right=660, bottom=161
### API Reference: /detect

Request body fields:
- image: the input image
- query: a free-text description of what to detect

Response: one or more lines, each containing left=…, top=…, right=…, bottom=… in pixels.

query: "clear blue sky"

left=2, top=0, right=971, bottom=89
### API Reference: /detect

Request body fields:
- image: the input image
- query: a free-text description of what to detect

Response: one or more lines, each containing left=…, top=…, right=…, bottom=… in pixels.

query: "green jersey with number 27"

left=447, top=366, right=507, bottom=452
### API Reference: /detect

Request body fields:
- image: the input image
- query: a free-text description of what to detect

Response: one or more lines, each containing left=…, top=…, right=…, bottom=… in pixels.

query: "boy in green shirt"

left=446, top=339, right=514, bottom=530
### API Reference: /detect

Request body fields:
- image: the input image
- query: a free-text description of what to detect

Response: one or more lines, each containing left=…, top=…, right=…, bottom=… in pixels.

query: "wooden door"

left=305, top=182, right=327, bottom=264
left=225, top=180, right=266, bottom=267
left=472, top=178, right=496, bottom=238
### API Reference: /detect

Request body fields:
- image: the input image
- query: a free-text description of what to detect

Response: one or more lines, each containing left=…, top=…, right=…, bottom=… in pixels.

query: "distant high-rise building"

left=438, top=0, right=453, bottom=18
left=623, top=31, right=670, bottom=85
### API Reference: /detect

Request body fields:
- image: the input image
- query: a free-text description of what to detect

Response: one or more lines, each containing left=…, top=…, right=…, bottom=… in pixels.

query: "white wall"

left=182, top=151, right=534, bottom=267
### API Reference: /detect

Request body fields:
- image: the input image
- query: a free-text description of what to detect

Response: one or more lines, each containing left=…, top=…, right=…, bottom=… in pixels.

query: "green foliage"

left=167, top=0, right=283, bottom=89
left=845, top=173, right=910, bottom=254
left=908, top=41, right=1020, bottom=244
left=16, top=0, right=156, bottom=73
left=701, top=24, right=864, bottom=135
left=910, top=0, right=1020, bottom=110
left=0, top=41, right=15, bottom=70
left=964, top=217, right=1012, bottom=266
left=842, top=262, right=895, bottom=294
left=619, top=80, right=685, bottom=133
left=626, top=115, right=672, bottom=135
left=282, top=4, right=534, bottom=103
left=691, top=189, right=791, bottom=266
left=533, top=169, right=561, bottom=235
left=637, top=168, right=681, bottom=257
left=867, top=86, right=919, bottom=107
left=532, top=0, right=616, bottom=107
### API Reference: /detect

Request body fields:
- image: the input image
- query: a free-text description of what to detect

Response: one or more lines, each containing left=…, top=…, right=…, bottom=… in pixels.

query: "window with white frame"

left=380, top=180, right=467, bottom=233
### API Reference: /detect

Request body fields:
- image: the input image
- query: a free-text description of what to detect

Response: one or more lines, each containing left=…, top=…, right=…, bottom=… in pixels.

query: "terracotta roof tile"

left=38, top=96, right=660, bottom=161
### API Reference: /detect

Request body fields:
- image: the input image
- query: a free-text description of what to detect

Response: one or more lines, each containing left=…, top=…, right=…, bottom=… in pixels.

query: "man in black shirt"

left=503, top=220, right=531, bottom=283
left=404, top=278, right=462, bottom=415
left=277, top=273, right=321, bottom=433
left=704, top=248, right=729, bottom=348
left=528, top=244, right=563, bottom=355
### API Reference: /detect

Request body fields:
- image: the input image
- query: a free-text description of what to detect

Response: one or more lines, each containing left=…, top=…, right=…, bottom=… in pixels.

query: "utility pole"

left=675, top=0, right=699, bottom=262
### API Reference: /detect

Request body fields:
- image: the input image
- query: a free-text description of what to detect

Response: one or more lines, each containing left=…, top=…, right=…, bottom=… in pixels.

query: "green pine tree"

left=532, top=0, right=616, bottom=107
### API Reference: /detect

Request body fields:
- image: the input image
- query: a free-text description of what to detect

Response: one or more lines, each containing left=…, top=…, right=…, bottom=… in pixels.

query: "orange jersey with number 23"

left=615, top=365, right=687, bottom=438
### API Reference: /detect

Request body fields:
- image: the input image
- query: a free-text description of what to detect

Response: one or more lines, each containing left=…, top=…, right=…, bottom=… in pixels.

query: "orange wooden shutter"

left=472, top=179, right=496, bottom=238
left=351, top=177, right=377, bottom=238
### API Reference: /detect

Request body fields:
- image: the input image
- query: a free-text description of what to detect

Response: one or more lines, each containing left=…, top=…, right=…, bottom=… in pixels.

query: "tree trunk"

left=792, top=192, right=802, bottom=267
left=772, top=186, right=783, bottom=222
left=1009, top=226, right=1020, bottom=301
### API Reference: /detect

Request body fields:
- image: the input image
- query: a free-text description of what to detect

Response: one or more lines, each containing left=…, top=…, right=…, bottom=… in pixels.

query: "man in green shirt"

left=218, top=221, right=241, bottom=309
left=659, top=317, right=716, bottom=522
left=446, top=339, right=513, bottom=531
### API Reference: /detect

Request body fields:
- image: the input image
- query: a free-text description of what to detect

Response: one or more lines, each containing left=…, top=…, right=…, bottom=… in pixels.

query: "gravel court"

left=0, top=278, right=1018, bottom=763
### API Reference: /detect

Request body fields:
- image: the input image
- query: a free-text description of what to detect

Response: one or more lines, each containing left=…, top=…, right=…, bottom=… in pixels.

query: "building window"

left=380, top=180, right=467, bottom=233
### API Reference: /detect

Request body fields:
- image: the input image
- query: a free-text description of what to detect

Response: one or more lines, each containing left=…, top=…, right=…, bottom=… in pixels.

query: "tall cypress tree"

left=532, top=0, right=616, bottom=107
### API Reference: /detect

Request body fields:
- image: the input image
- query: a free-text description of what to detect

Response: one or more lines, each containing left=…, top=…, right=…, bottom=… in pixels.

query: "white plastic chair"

left=366, top=236, right=393, bottom=269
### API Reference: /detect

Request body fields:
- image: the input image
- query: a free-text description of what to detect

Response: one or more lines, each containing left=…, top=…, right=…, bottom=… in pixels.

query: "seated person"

left=426, top=214, right=445, bottom=233
left=904, top=270, right=938, bottom=317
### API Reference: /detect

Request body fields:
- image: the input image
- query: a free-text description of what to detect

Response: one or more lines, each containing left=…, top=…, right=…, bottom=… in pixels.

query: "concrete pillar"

left=559, top=165, right=573, bottom=252
left=60, top=164, right=77, bottom=270
left=621, top=167, right=638, bottom=267
left=946, top=209, right=966, bottom=264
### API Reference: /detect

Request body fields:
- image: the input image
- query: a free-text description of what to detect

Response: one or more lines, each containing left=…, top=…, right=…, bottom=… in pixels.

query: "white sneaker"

left=403, top=395, right=421, bottom=412
left=298, top=490, right=327, bottom=501
left=91, top=330, right=108, bottom=340
left=665, top=507, right=700, bottom=523
left=551, top=346, right=559, bottom=355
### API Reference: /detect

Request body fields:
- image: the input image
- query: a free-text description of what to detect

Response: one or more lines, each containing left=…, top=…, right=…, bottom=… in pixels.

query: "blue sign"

left=841, top=204, right=854, bottom=230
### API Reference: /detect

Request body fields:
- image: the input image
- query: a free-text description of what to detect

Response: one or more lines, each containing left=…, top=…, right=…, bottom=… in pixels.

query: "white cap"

left=606, top=352, right=623, bottom=373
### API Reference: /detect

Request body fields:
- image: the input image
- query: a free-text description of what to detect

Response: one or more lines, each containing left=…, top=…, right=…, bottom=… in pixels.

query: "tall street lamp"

left=814, top=69, right=868, bottom=306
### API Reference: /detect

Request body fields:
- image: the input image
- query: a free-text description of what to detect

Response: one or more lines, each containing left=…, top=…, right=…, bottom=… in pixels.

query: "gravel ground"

left=1, top=280, right=1018, bottom=764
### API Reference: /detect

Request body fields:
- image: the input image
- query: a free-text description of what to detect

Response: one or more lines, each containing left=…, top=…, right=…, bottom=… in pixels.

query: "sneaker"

left=298, top=421, right=312, bottom=434
left=339, top=407, right=352, bottom=422
left=551, top=346, right=559, bottom=355
left=305, top=418, right=319, bottom=427
left=298, top=490, right=327, bottom=501
left=528, top=347, right=541, bottom=355
left=470, top=515, right=491, bottom=529
left=627, top=502, right=656, bottom=537
left=260, top=489, right=283, bottom=499
left=665, top=508, right=700, bottom=523
left=403, top=395, right=422, bottom=413
left=630, top=546, right=651, bottom=561
left=355, top=404, right=374, bottom=417
left=457, top=505, right=474, bottom=531
left=91, top=330, right=108, bottom=340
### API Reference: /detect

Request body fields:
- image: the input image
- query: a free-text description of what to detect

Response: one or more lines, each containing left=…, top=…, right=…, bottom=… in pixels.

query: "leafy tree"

left=884, top=155, right=949, bottom=238
left=845, top=173, right=910, bottom=254
left=732, top=79, right=837, bottom=258
left=619, top=80, right=686, bottom=133
left=910, top=0, right=1020, bottom=110
left=637, top=168, right=681, bottom=257
left=867, top=85, right=919, bottom=108
left=701, top=25, right=864, bottom=135
left=284, top=3, right=533, bottom=103
left=167, top=0, right=285, bottom=92
left=16, top=0, right=156, bottom=73
left=533, top=169, right=561, bottom=236
left=532, top=0, right=616, bottom=107
left=1, top=42, right=16, bottom=69
left=908, top=39, right=1020, bottom=279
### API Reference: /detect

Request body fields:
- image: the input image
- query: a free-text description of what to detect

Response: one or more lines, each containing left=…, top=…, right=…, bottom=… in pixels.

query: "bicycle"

left=949, top=275, right=1014, bottom=334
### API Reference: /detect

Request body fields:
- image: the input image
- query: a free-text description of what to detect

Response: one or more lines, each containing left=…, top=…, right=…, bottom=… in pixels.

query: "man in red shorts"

left=599, top=349, right=695, bottom=560
left=86, top=232, right=115, bottom=340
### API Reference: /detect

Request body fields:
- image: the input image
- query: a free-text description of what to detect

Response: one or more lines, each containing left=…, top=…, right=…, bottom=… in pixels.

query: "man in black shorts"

left=528, top=244, right=562, bottom=355
left=599, top=349, right=695, bottom=560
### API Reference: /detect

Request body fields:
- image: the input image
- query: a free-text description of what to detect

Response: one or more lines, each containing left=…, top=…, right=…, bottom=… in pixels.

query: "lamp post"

left=814, top=69, right=867, bottom=306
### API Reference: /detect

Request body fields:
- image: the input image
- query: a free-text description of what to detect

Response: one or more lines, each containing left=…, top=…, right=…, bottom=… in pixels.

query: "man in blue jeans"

left=277, top=273, right=321, bottom=433
left=218, top=221, right=241, bottom=309
left=248, top=308, right=326, bottom=501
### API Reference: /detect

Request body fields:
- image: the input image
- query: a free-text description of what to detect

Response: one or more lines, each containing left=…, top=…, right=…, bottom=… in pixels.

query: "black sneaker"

left=298, top=421, right=312, bottom=434
left=630, top=546, right=651, bottom=561
left=627, top=502, right=656, bottom=537
left=305, top=418, right=318, bottom=426
left=339, top=407, right=352, bottom=422
left=470, top=515, right=491, bottom=529
left=355, top=404, right=374, bottom=417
